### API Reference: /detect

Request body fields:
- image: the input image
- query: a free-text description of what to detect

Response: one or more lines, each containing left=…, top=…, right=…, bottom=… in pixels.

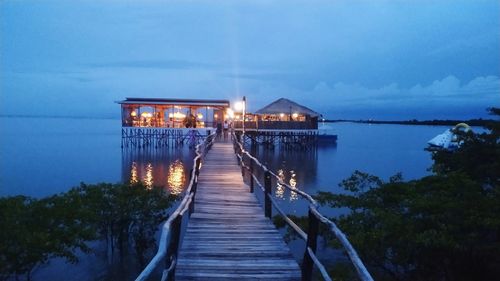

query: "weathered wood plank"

left=176, top=142, right=301, bottom=281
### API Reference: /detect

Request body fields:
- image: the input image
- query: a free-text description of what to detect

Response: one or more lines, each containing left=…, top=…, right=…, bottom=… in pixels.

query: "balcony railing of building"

left=233, top=120, right=318, bottom=130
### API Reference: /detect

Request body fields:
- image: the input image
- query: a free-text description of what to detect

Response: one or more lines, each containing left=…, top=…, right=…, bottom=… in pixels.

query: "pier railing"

left=135, top=133, right=216, bottom=281
left=233, top=120, right=318, bottom=130
left=232, top=134, right=374, bottom=281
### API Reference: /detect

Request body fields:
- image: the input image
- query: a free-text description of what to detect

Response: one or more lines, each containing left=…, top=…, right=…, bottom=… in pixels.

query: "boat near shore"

left=318, top=123, right=338, bottom=144
left=427, top=123, right=471, bottom=151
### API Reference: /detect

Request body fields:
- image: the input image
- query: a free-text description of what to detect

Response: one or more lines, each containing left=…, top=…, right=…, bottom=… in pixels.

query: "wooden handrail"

left=306, top=247, right=332, bottom=281
left=309, top=207, right=374, bottom=281
left=233, top=120, right=318, bottom=130
left=267, top=193, right=307, bottom=241
left=135, top=133, right=216, bottom=281
left=160, top=256, right=176, bottom=281
left=233, top=133, right=374, bottom=281
left=234, top=137, right=318, bottom=206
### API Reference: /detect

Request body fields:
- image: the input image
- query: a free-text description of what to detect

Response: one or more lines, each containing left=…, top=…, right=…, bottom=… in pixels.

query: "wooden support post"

left=237, top=146, right=242, bottom=165
left=195, top=158, right=201, bottom=177
left=235, top=145, right=239, bottom=163
left=241, top=154, right=245, bottom=177
left=264, top=171, right=272, bottom=218
left=166, top=214, right=183, bottom=281
left=249, top=140, right=256, bottom=193
left=189, top=192, right=195, bottom=216
left=249, top=160, right=254, bottom=193
left=302, top=207, right=319, bottom=281
left=191, top=158, right=201, bottom=215
left=189, top=169, right=195, bottom=215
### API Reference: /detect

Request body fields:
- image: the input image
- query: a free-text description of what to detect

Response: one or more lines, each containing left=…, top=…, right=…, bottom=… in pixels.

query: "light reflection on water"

left=289, top=170, right=298, bottom=201
left=167, top=160, right=186, bottom=195
left=275, top=169, right=299, bottom=201
left=130, top=162, right=138, bottom=184
left=122, top=147, right=194, bottom=194
left=143, top=163, right=154, bottom=189
left=275, top=169, right=285, bottom=199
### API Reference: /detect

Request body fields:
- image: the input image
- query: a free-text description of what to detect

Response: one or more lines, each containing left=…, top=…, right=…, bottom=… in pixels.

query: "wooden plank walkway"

left=176, top=141, right=301, bottom=281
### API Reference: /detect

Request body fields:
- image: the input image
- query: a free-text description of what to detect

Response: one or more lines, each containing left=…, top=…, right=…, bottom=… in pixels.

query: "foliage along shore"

left=325, top=118, right=495, bottom=127
left=0, top=183, right=176, bottom=281
left=277, top=108, right=500, bottom=281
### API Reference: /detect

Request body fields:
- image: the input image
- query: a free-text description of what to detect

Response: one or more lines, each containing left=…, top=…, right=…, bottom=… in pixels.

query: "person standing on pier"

left=216, top=122, right=222, bottom=140
left=223, top=120, right=229, bottom=140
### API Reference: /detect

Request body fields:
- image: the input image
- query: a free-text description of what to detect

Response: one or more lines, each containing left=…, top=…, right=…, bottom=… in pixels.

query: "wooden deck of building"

left=175, top=141, right=301, bottom=281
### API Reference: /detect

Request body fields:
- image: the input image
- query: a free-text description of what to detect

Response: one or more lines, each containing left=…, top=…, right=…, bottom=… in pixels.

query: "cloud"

left=246, top=75, right=499, bottom=119
left=311, top=75, right=499, bottom=118
left=86, top=59, right=218, bottom=70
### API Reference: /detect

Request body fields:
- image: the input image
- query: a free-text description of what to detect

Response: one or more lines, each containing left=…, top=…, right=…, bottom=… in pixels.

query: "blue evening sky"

left=1, top=0, right=499, bottom=120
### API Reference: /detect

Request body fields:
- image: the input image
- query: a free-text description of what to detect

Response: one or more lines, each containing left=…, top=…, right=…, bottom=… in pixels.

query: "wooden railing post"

left=236, top=145, right=241, bottom=164
left=189, top=168, right=194, bottom=185
left=189, top=191, right=195, bottom=216
left=249, top=160, right=254, bottom=193
left=241, top=154, right=245, bottom=177
left=189, top=169, right=195, bottom=215
left=195, top=158, right=201, bottom=177
left=302, top=207, right=319, bottom=281
left=264, top=171, right=272, bottom=218
left=166, top=214, right=183, bottom=281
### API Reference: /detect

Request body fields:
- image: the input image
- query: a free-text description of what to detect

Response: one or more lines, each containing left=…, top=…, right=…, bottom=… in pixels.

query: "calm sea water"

left=0, top=117, right=195, bottom=197
left=0, top=117, right=448, bottom=198
left=249, top=122, right=450, bottom=217
left=0, top=116, right=454, bottom=280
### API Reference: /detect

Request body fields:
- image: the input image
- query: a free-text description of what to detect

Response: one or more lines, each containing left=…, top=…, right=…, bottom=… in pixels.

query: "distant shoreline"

left=0, top=114, right=119, bottom=120
left=324, top=119, right=493, bottom=127
left=0, top=114, right=494, bottom=127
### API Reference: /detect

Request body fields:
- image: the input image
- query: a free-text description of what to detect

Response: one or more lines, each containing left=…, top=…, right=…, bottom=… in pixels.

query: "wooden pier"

left=175, top=142, right=301, bottom=280
left=135, top=135, right=372, bottom=281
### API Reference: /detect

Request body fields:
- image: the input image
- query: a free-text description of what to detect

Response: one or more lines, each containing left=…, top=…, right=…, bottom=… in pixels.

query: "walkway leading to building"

left=175, top=142, right=301, bottom=281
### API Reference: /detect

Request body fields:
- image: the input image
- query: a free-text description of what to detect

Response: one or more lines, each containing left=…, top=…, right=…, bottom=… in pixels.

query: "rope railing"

left=135, top=133, right=216, bottom=281
left=232, top=133, right=374, bottom=281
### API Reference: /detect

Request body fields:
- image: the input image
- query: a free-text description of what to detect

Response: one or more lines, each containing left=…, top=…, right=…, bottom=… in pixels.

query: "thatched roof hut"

left=232, top=98, right=320, bottom=130
left=255, top=98, right=320, bottom=118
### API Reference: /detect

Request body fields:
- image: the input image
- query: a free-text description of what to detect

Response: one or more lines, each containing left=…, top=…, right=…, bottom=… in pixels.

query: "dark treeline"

left=277, top=108, right=500, bottom=281
left=325, top=118, right=494, bottom=127
left=0, top=183, right=176, bottom=281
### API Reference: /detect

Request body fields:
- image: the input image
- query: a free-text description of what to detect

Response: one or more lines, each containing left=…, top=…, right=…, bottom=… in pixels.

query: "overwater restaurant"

left=234, top=98, right=321, bottom=130
left=117, top=98, right=230, bottom=129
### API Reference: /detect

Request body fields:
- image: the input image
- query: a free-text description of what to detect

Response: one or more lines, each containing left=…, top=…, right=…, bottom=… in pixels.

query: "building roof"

left=116, top=97, right=230, bottom=107
left=255, top=98, right=320, bottom=117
